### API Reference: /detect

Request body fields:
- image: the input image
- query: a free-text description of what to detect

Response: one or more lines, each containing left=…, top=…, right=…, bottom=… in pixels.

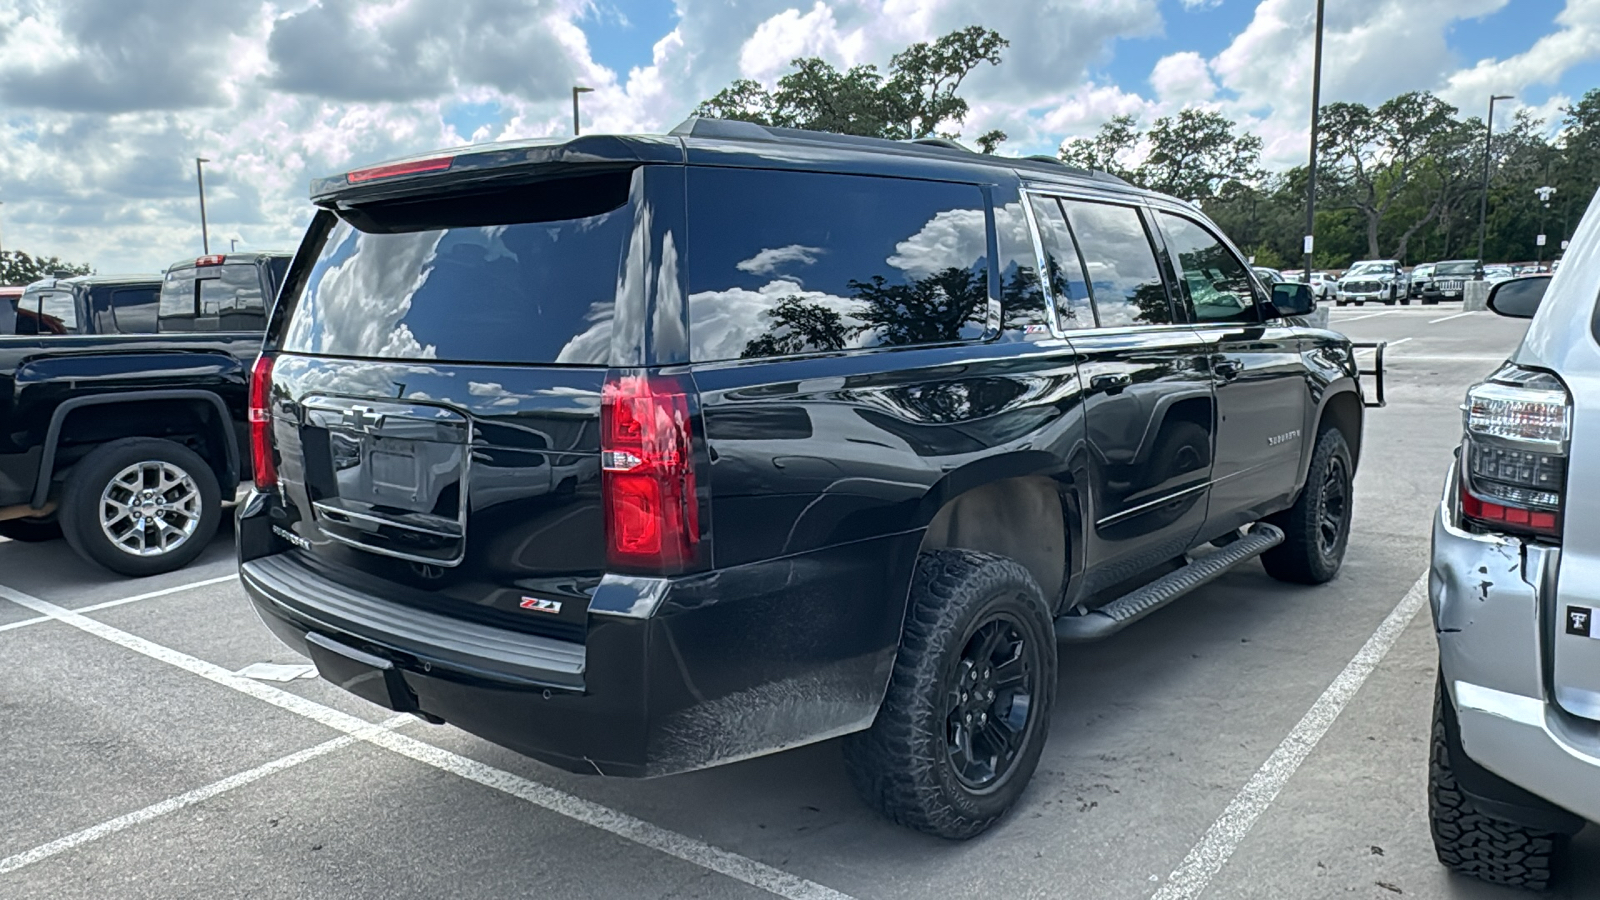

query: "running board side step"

left=1054, top=523, right=1285, bottom=643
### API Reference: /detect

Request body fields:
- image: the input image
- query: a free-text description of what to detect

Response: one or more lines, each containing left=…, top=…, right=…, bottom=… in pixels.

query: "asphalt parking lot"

left=3, top=302, right=1596, bottom=900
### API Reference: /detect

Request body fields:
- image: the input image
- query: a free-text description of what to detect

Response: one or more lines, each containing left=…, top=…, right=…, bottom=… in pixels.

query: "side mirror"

left=1486, top=275, right=1551, bottom=319
left=1268, top=282, right=1316, bottom=318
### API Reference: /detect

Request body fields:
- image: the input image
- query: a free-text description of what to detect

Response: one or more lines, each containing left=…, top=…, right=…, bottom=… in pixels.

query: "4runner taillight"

left=1459, top=364, right=1571, bottom=538
left=601, top=372, right=702, bottom=573
left=249, top=354, right=278, bottom=490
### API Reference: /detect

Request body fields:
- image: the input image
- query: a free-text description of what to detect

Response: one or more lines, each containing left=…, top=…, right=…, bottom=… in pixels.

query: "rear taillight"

left=601, top=371, right=702, bottom=573
left=1459, top=364, right=1570, bottom=538
left=249, top=354, right=278, bottom=490
left=196, top=254, right=226, bottom=267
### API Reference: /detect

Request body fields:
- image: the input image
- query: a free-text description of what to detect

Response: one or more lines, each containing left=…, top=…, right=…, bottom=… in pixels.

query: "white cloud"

left=1150, top=52, right=1216, bottom=104
left=737, top=244, right=825, bottom=276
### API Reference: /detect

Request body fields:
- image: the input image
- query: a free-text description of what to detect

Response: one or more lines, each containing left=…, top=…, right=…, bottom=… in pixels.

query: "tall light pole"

left=1536, top=184, right=1556, bottom=267
left=1477, top=95, right=1512, bottom=267
left=195, top=157, right=212, bottom=255
left=572, top=86, right=594, bottom=136
left=1303, top=0, right=1326, bottom=284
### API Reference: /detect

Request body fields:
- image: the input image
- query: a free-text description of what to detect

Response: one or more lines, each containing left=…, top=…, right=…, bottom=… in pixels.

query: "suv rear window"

left=282, top=175, right=630, bottom=365
left=161, top=264, right=267, bottom=332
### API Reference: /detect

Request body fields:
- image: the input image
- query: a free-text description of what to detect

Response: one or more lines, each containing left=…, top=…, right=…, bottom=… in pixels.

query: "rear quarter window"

left=108, top=286, right=159, bottom=333
left=686, top=168, right=991, bottom=362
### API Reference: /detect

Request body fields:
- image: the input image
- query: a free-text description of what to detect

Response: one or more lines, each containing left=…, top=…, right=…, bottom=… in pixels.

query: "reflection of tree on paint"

left=738, top=265, right=987, bottom=358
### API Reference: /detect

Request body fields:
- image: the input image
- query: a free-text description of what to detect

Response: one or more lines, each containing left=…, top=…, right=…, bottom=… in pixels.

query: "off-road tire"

left=60, top=438, right=221, bottom=577
left=0, top=516, right=62, bottom=542
left=1430, top=681, right=1564, bottom=890
left=1262, top=426, right=1352, bottom=584
left=843, top=549, right=1057, bottom=840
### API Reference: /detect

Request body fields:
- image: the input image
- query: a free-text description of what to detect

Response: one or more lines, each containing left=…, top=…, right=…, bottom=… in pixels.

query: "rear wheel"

left=1430, top=681, right=1565, bottom=890
left=1262, top=426, right=1352, bottom=584
left=0, top=516, right=61, bottom=542
left=843, top=549, right=1056, bottom=839
left=60, top=438, right=222, bottom=577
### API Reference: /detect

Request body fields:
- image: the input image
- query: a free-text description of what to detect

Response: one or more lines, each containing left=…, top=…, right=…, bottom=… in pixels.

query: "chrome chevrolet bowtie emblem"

left=342, top=405, right=385, bottom=433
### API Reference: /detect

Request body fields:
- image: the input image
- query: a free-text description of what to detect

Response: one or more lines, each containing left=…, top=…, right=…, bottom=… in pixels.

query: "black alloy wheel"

left=1262, top=426, right=1354, bottom=585
left=1316, top=455, right=1350, bottom=561
left=944, top=615, right=1042, bottom=790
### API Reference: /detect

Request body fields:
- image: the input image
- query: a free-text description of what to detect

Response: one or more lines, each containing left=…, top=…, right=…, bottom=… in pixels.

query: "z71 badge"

left=520, top=597, right=562, bottom=614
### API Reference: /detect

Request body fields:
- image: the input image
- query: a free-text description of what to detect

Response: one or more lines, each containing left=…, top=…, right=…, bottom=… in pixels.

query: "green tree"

left=695, top=26, right=1008, bottom=141
left=1137, top=108, right=1263, bottom=202
left=1, top=250, right=91, bottom=285
left=1058, top=114, right=1138, bottom=178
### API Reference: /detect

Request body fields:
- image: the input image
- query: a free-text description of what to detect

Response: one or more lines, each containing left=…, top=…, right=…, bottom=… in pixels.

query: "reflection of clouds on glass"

left=467, top=381, right=524, bottom=408
left=286, top=223, right=442, bottom=359
left=736, top=244, right=823, bottom=277
left=887, top=208, right=987, bottom=279
left=689, top=279, right=869, bottom=362
left=993, top=202, right=1033, bottom=253
left=555, top=300, right=614, bottom=365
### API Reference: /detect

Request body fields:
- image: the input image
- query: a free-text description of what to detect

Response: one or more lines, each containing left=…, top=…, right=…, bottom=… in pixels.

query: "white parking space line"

left=0, top=574, right=236, bottom=635
left=0, top=715, right=410, bottom=876
left=1428, top=311, right=1475, bottom=324
left=1327, top=311, right=1394, bottom=323
left=0, top=583, right=859, bottom=900
left=1354, top=337, right=1411, bottom=354
left=1148, top=573, right=1430, bottom=900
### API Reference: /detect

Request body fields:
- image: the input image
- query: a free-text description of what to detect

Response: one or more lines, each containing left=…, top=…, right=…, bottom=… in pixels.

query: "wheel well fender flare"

left=32, top=390, right=239, bottom=509
left=1300, top=384, right=1363, bottom=491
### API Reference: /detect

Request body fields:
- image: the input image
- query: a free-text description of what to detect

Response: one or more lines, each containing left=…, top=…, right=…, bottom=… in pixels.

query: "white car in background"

left=1336, top=259, right=1406, bottom=305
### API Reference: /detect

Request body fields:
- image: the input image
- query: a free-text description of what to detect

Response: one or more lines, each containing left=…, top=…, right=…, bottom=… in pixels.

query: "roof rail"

left=908, top=137, right=972, bottom=153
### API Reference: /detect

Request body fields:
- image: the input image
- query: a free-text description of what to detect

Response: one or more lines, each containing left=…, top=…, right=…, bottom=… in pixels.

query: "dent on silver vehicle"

left=1428, top=185, right=1600, bottom=890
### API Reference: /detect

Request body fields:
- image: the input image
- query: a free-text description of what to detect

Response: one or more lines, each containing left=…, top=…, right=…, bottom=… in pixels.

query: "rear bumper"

left=1431, top=469, right=1600, bottom=828
left=237, top=492, right=915, bottom=777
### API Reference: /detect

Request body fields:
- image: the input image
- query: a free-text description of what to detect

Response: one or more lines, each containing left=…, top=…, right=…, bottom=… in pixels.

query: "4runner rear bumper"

left=1432, top=467, right=1600, bottom=829
left=237, top=492, right=913, bottom=778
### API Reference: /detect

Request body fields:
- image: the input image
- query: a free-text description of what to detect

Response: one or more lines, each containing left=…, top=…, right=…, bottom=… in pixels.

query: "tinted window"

left=109, top=287, right=159, bottom=333
left=994, top=199, right=1049, bottom=338
left=159, top=271, right=198, bottom=331
left=29, top=290, right=78, bottom=334
left=1028, top=196, right=1095, bottom=330
left=687, top=168, right=989, bottom=362
left=1162, top=214, right=1260, bottom=323
left=0, top=293, right=18, bottom=334
left=200, top=265, right=267, bottom=331
left=266, top=256, right=291, bottom=298
left=284, top=177, right=629, bottom=365
left=1059, top=200, right=1171, bottom=327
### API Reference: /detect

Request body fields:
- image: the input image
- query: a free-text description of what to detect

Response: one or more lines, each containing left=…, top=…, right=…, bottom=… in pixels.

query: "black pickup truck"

left=0, top=252, right=289, bottom=575
left=238, top=121, right=1377, bottom=839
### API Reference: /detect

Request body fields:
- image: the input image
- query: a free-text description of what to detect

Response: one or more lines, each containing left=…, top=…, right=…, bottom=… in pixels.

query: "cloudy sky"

left=0, top=0, right=1595, bottom=274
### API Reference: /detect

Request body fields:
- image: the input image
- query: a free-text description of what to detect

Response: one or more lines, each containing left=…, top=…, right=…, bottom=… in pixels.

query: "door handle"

left=1090, top=373, right=1132, bottom=393
left=1213, top=359, right=1243, bottom=382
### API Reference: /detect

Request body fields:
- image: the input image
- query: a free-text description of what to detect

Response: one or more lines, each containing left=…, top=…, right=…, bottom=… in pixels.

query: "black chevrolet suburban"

left=239, top=120, right=1371, bottom=838
left=0, top=253, right=289, bottom=574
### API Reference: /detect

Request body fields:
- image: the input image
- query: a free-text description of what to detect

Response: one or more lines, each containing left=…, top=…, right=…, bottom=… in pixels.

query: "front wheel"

left=1262, top=427, right=1353, bottom=584
left=843, top=549, right=1057, bottom=839
left=60, top=438, right=222, bottom=577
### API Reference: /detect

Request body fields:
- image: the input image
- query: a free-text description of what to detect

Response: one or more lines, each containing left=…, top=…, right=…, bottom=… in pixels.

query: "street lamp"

left=1535, top=185, right=1556, bottom=267
left=572, top=86, right=594, bottom=136
left=1303, top=0, right=1327, bottom=284
left=195, top=157, right=212, bottom=255
left=1476, top=95, right=1513, bottom=267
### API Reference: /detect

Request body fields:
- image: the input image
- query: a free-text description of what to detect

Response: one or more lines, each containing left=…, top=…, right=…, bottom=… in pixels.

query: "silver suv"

left=1428, top=188, right=1600, bottom=889
left=1336, top=259, right=1406, bottom=306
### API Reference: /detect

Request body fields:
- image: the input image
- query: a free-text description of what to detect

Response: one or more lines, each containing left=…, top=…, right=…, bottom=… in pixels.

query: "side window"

left=994, top=198, right=1049, bottom=338
left=0, top=294, right=19, bottom=334
left=1027, top=196, right=1095, bottom=330
left=159, top=272, right=198, bottom=332
left=36, top=291, right=79, bottom=334
left=686, top=168, right=990, bottom=362
left=108, top=287, right=160, bottom=333
left=266, top=257, right=291, bottom=300
left=1058, top=200, right=1172, bottom=327
left=1159, top=213, right=1259, bottom=324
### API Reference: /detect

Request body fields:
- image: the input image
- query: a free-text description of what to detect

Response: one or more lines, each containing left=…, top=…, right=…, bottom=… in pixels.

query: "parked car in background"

left=1420, top=260, right=1481, bottom=304
left=237, top=118, right=1372, bottom=841
left=1337, top=259, right=1406, bottom=305
left=4, top=274, right=163, bottom=335
left=1483, top=265, right=1515, bottom=285
left=1252, top=266, right=1286, bottom=286
left=1306, top=271, right=1337, bottom=302
left=1426, top=187, right=1600, bottom=891
left=1408, top=263, right=1436, bottom=299
left=0, top=252, right=288, bottom=574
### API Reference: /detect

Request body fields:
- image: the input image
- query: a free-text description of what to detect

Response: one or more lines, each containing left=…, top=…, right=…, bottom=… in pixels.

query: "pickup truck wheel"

left=0, top=516, right=62, bottom=542
left=1261, top=427, right=1352, bottom=585
left=60, top=438, right=221, bottom=577
left=1430, top=680, right=1563, bottom=890
left=843, top=549, right=1056, bottom=839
